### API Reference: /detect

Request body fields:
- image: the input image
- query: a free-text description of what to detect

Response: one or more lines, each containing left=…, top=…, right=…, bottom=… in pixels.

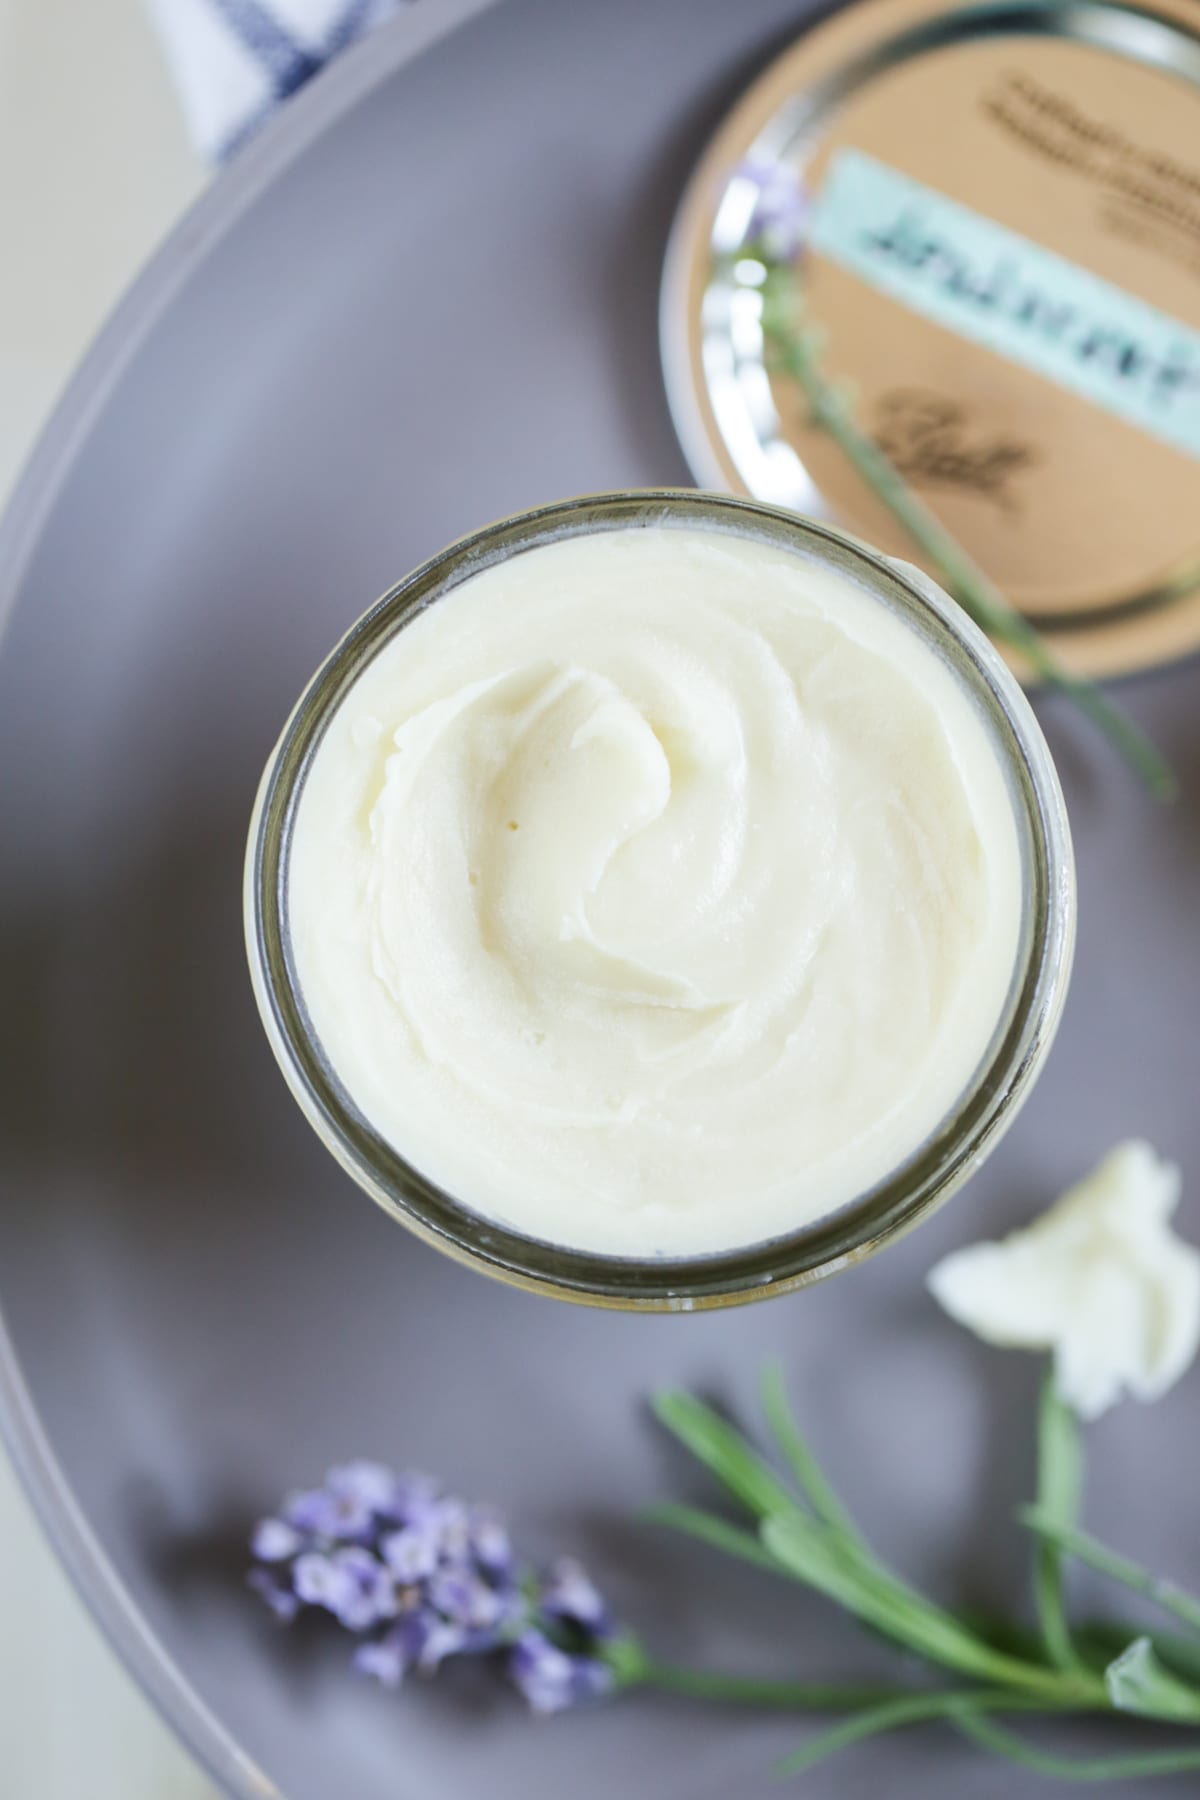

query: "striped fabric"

left=145, top=0, right=410, bottom=160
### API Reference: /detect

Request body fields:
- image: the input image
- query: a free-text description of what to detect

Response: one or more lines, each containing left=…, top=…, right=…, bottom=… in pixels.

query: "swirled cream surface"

left=289, top=526, right=1023, bottom=1258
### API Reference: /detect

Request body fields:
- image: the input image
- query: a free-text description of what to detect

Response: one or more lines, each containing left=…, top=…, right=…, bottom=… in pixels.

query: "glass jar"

left=245, top=490, right=1075, bottom=1310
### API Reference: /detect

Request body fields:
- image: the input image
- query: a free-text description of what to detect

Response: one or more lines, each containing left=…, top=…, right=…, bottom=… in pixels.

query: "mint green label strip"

left=808, top=148, right=1200, bottom=460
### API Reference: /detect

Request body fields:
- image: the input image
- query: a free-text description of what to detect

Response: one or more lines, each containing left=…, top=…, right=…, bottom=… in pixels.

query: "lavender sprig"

left=248, top=1378, right=1200, bottom=1779
left=249, top=1462, right=617, bottom=1712
left=248, top=1464, right=915, bottom=1722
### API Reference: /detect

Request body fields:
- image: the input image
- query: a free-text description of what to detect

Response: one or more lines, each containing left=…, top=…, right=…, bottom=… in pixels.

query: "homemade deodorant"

left=288, top=525, right=1022, bottom=1258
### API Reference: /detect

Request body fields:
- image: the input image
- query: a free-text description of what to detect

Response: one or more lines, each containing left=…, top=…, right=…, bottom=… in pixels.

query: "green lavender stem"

left=640, top=1670, right=1095, bottom=1720
left=612, top=1643, right=1103, bottom=1722
left=1020, top=1512, right=1200, bottom=1639
left=954, top=1712, right=1200, bottom=1782
left=1033, top=1375, right=1085, bottom=1671
left=760, top=282, right=1176, bottom=799
left=777, top=1687, right=1114, bottom=1777
left=646, top=1375, right=1200, bottom=1779
left=628, top=1662, right=894, bottom=1711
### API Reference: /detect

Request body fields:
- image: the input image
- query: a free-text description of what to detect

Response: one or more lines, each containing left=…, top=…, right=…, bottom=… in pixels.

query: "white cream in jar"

left=288, top=524, right=1023, bottom=1259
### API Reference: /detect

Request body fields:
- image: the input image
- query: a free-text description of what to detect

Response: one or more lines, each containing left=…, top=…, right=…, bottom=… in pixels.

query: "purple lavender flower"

left=251, top=1518, right=303, bottom=1563
left=284, top=1484, right=376, bottom=1541
left=381, top=1521, right=441, bottom=1583
left=353, top=1613, right=430, bottom=1686
left=390, top=1471, right=441, bottom=1521
left=291, top=1551, right=340, bottom=1607
left=411, top=1613, right=471, bottom=1672
left=538, top=1557, right=612, bottom=1637
left=293, top=1548, right=396, bottom=1631
left=249, top=1463, right=618, bottom=1714
left=738, top=154, right=809, bottom=261
left=248, top=1565, right=301, bottom=1623
left=425, top=1496, right=471, bottom=1560
left=508, top=1630, right=615, bottom=1715
left=327, top=1461, right=402, bottom=1515
left=354, top=1634, right=409, bottom=1689
left=469, top=1505, right=513, bottom=1578
left=428, top=1566, right=510, bottom=1635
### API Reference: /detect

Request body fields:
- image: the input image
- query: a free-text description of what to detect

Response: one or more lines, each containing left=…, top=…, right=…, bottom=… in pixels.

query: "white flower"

left=927, top=1142, right=1200, bottom=1420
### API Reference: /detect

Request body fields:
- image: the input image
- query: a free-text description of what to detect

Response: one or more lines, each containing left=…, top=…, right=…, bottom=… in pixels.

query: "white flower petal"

left=1054, top=1258, right=1146, bottom=1420
left=928, top=1142, right=1200, bottom=1417
left=1129, top=1239, right=1200, bottom=1401
left=1058, top=1140, right=1181, bottom=1237
left=926, top=1237, right=1074, bottom=1348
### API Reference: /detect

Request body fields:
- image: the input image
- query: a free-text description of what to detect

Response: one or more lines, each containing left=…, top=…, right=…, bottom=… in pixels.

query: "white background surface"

left=0, top=2, right=218, bottom=1792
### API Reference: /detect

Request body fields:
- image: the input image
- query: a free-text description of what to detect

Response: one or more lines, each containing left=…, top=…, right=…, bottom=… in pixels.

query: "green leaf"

left=1072, top=1623, right=1200, bottom=1686
left=758, top=1510, right=868, bottom=1610
left=654, top=1390, right=1030, bottom=1688
left=1140, top=1633, right=1200, bottom=1688
left=761, top=1515, right=1090, bottom=1700
left=954, top=1711, right=1200, bottom=1781
left=1019, top=1510, right=1200, bottom=1638
left=642, top=1501, right=781, bottom=1573
left=655, top=1382, right=1105, bottom=1710
left=759, top=1364, right=860, bottom=1543
left=760, top=1510, right=955, bottom=1670
left=651, top=1392, right=798, bottom=1520
left=1034, top=1373, right=1084, bottom=1670
left=1104, top=1638, right=1200, bottom=1724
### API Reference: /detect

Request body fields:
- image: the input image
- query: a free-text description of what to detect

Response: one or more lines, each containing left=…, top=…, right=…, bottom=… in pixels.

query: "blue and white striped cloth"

left=146, top=0, right=410, bottom=162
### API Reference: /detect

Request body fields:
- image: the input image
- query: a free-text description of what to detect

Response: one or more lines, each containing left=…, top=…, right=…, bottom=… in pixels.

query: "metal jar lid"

left=662, top=0, right=1200, bottom=677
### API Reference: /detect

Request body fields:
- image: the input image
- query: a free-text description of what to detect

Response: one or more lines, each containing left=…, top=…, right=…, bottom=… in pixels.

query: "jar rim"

left=244, top=489, right=1076, bottom=1311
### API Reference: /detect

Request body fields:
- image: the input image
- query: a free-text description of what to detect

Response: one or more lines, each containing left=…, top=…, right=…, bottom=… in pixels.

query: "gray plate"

left=0, top=2, right=1198, bottom=1797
